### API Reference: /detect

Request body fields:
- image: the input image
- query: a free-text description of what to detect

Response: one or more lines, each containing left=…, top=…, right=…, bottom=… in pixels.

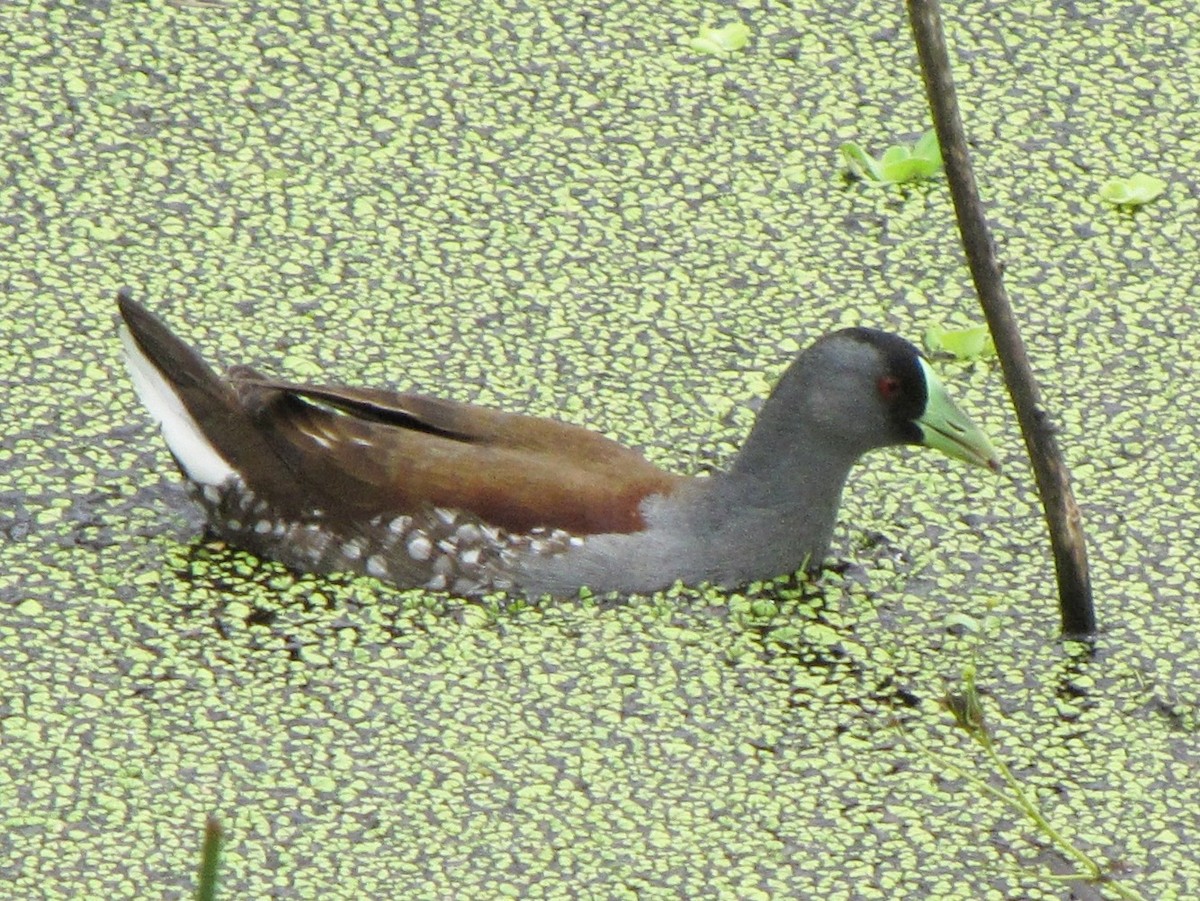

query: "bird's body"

left=117, top=293, right=997, bottom=597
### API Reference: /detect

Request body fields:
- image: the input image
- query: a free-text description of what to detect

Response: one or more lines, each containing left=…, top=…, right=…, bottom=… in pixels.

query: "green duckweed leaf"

left=944, top=611, right=982, bottom=633
left=689, top=22, right=751, bottom=55
left=765, top=625, right=802, bottom=646
left=924, top=324, right=995, bottom=360
left=1098, top=172, right=1167, bottom=206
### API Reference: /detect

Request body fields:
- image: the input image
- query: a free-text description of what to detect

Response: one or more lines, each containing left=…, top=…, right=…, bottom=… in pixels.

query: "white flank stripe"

left=119, top=325, right=235, bottom=486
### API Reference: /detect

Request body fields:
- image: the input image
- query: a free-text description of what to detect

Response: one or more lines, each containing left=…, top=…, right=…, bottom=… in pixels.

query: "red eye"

left=878, top=375, right=902, bottom=400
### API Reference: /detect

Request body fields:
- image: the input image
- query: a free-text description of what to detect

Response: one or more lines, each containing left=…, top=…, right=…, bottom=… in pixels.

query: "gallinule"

left=117, top=292, right=998, bottom=597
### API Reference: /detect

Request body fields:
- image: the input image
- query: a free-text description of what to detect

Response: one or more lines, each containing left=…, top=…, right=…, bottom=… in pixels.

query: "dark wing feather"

left=230, top=374, right=685, bottom=535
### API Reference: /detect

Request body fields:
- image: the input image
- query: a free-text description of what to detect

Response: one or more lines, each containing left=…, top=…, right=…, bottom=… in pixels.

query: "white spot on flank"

left=389, top=516, right=411, bottom=534
left=455, top=523, right=482, bottom=544
left=341, top=539, right=363, bottom=560
left=254, top=519, right=272, bottom=534
left=407, top=534, right=432, bottom=561
left=302, top=526, right=330, bottom=561
left=119, top=325, right=236, bottom=486
left=366, top=555, right=388, bottom=578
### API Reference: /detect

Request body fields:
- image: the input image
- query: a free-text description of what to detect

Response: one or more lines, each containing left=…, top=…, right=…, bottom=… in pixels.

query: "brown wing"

left=231, top=373, right=686, bottom=535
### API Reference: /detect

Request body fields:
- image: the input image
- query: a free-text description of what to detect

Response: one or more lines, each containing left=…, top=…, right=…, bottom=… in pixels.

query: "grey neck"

left=660, top=349, right=873, bottom=582
left=679, top=432, right=860, bottom=573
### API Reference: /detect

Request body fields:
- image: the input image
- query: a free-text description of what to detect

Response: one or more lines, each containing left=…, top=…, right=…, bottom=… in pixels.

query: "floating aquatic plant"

left=841, top=129, right=943, bottom=185
left=1098, top=173, right=1166, bottom=207
left=689, top=22, right=751, bottom=56
left=894, top=606, right=1150, bottom=901
left=925, top=323, right=995, bottom=361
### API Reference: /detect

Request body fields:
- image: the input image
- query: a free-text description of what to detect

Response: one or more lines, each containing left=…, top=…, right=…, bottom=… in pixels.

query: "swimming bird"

left=117, top=291, right=998, bottom=597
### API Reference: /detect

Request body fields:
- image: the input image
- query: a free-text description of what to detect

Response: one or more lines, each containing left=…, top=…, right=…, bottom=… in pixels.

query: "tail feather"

left=117, top=290, right=237, bottom=486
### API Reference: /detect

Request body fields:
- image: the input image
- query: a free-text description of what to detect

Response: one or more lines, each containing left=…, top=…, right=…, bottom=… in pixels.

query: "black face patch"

left=840, top=327, right=927, bottom=444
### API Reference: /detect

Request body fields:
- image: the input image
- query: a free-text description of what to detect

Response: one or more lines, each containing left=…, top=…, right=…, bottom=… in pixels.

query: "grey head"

left=731, top=327, right=933, bottom=477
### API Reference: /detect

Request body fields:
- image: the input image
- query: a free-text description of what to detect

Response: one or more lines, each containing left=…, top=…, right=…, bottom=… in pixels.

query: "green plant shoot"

left=196, top=816, right=222, bottom=901
left=841, top=129, right=943, bottom=185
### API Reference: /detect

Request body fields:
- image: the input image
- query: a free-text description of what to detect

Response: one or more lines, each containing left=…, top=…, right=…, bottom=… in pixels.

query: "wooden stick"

left=906, top=0, right=1096, bottom=638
